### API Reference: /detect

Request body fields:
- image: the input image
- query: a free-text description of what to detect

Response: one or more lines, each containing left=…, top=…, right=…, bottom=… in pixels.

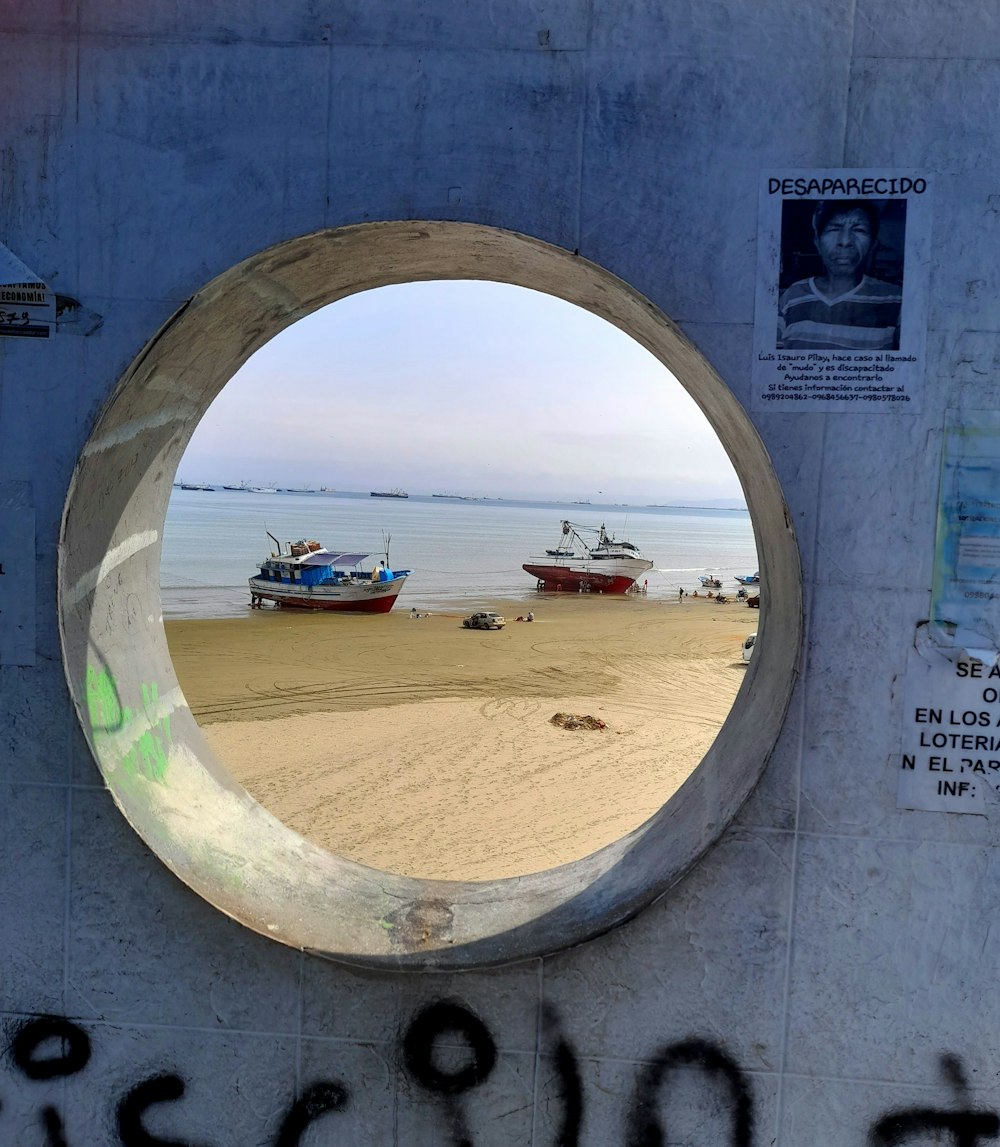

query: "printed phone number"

left=760, top=393, right=911, bottom=402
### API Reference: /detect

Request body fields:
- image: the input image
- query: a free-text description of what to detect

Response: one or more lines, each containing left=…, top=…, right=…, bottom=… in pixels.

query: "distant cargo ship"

left=370, top=489, right=408, bottom=499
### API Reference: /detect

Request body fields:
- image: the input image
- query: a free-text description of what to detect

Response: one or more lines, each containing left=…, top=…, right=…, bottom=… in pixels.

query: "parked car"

left=742, top=632, right=756, bottom=662
left=463, top=611, right=506, bottom=630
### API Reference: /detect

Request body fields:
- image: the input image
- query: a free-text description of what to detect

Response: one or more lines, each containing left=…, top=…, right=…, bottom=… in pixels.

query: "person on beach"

left=777, top=200, right=901, bottom=351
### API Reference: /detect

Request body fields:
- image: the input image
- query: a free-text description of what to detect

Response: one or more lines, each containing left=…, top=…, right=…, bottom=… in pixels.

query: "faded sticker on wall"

left=0, top=241, right=55, bottom=338
left=931, top=413, right=1000, bottom=661
left=752, top=170, right=930, bottom=411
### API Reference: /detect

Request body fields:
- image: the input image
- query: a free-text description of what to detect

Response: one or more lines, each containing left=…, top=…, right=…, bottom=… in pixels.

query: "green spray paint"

left=85, top=667, right=172, bottom=783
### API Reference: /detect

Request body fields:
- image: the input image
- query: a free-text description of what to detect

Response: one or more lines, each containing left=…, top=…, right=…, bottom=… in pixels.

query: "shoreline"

left=165, top=593, right=757, bottom=880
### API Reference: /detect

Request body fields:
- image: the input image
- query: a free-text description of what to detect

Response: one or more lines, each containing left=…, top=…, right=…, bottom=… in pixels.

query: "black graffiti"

left=543, top=1004, right=583, bottom=1147
left=404, top=1000, right=498, bottom=1095
left=117, top=1074, right=204, bottom=1147
left=869, top=1053, right=1000, bottom=1147
left=4, top=1005, right=1000, bottom=1147
left=626, top=1039, right=753, bottom=1147
left=403, top=1000, right=498, bottom=1147
left=42, top=1105, right=69, bottom=1147
left=272, top=1080, right=348, bottom=1147
left=871, top=1110, right=1000, bottom=1147
left=9, top=1018, right=89, bottom=1145
left=12, top=1016, right=91, bottom=1080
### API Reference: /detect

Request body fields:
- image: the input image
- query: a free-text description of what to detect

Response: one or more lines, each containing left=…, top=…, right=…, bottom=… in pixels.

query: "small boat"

left=370, top=488, right=408, bottom=499
left=222, top=483, right=251, bottom=492
left=249, top=534, right=411, bottom=613
left=179, top=483, right=214, bottom=491
left=734, top=572, right=760, bottom=586
left=699, top=575, right=723, bottom=588
left=523, top=520, right=653, bottom=594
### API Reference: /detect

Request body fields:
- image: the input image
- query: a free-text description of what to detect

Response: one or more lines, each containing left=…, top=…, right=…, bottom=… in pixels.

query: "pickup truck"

left=462, top=611, right=506, bottom=630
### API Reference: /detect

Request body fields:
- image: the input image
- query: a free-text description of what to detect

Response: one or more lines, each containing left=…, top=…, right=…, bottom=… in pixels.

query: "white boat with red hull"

left=249, top=535, right=411, bottom=613
left=523, top=520, right=653, bottom=594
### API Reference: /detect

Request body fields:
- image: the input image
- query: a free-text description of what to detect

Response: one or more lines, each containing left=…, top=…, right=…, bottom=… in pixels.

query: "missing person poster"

left=752, top=170, right=931, bottom=412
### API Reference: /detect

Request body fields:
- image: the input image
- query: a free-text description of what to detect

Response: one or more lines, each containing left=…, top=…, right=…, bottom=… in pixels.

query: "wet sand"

left=164, top=594, right=758, bottom=881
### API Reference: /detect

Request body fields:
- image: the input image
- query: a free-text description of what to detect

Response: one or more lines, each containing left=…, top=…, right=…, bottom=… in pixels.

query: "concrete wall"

left=3, top=2, right=1000, bottom=1143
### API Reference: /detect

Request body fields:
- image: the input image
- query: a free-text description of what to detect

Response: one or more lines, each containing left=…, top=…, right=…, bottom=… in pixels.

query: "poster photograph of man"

left=776, top=198, right=906, bottom=351
left=752, top=170, right=929, bottom=412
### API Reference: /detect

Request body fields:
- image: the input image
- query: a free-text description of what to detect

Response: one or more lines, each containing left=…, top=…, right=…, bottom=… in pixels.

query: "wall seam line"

left=773, top=416, right=827, bottom=1142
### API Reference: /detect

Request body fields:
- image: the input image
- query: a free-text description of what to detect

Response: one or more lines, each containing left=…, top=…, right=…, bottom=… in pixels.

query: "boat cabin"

left=256, top=542, right=383, bottom=587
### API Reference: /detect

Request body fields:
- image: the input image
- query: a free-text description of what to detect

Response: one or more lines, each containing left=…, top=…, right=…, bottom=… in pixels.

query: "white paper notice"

left=897, top=629, right=1000, bottom=814
left=752, top=170, right=931, bottom=412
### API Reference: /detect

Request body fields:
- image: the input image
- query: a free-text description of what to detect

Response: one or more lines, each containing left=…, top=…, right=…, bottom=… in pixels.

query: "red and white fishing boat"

left=249, top=534, right=411, bottom=613
left=523, top=520, right=653, bottom=594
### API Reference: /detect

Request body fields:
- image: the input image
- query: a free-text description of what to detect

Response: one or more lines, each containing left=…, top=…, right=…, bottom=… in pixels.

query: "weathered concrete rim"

left=58, top=220, right=802, bottom=970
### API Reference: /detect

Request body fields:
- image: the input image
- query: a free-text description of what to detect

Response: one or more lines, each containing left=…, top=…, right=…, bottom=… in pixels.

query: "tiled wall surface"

left=3, top=3, right=997, bottom=1143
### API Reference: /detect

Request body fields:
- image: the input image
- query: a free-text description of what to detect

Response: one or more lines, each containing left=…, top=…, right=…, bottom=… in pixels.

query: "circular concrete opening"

left=59, top=221, right=801, bottom=970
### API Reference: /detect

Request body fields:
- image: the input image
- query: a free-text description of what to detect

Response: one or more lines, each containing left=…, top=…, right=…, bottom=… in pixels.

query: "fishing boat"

left=370, top=488, right=408, bottom=499
left=248, top=534, right=411, bottom=613
left=699, top=575, right=723, bottom=588
left=180, top=482, right=214, bottom=491
left=523, top=520, right=653, bottom=594
left=734, top=571, right=760, bottom=586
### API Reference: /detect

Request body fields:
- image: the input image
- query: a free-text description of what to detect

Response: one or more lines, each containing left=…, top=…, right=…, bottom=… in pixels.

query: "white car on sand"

left=463, top=611, right=506, bottom=630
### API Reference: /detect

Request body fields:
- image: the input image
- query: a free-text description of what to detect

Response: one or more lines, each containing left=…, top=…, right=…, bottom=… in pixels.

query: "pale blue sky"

left=180, top=281, right=744, bottom=504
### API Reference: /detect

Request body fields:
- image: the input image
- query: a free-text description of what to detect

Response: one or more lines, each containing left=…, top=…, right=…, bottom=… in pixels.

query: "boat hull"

left=522, top=562, right=648, bottom=594
left=248, top=574, right=408, bottom=613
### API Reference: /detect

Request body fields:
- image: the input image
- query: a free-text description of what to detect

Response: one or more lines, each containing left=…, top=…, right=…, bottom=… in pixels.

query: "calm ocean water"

left=160, top=489, right=759, bottom=619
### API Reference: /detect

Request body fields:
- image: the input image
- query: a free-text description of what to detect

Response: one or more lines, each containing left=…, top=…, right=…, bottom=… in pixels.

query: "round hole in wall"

left=162, top=280, right=761, bottom=882
left=59, top=221, right=801, bottom=969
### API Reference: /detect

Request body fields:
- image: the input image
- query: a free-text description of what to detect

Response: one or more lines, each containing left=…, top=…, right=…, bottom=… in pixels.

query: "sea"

left=161, top=488, right=759, bottom=620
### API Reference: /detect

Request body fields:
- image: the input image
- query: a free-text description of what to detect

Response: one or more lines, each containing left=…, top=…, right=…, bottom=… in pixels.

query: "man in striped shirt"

left=777, top=200, right=902, bottom=351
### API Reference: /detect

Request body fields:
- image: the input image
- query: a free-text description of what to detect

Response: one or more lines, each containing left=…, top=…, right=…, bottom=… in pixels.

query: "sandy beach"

left=165, top=593, right=758, bottom=881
